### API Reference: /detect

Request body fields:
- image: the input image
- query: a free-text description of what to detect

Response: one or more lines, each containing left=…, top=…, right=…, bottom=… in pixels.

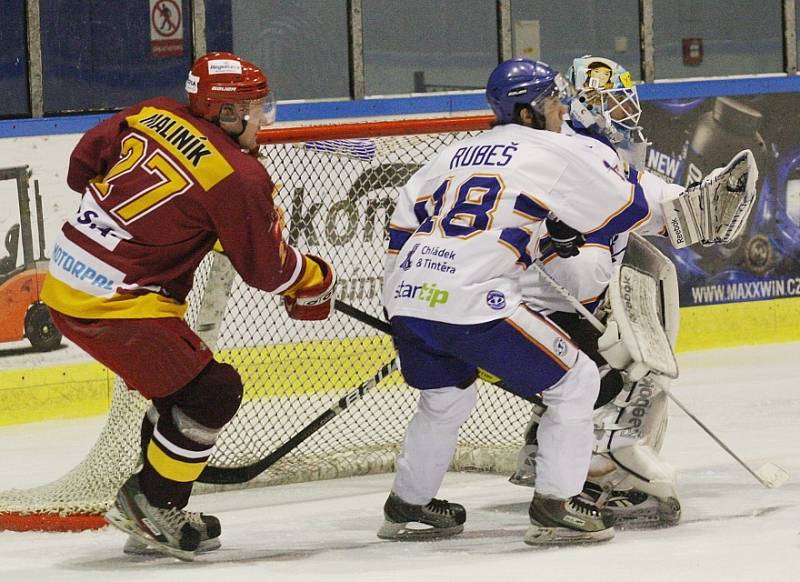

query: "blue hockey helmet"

left=486, top=58, right=571, bottom=125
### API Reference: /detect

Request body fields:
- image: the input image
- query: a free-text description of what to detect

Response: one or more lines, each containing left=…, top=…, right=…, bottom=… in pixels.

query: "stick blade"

left=756, top=463, right=790, bottom=489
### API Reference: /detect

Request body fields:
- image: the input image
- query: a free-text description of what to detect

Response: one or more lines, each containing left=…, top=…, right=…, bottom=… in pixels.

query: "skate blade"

left=523, top=524, right=614, bottom=545
left=124, top=535, right=221, bottom=556
left=377, top=520, right=464, bottom=541
left=756, top=463, right=789, bottom=489
left=105, top=507, right=196, bottom=562
left=612, top=498, right=681, bottom=529
left=508, top=472, right=536, bottom=488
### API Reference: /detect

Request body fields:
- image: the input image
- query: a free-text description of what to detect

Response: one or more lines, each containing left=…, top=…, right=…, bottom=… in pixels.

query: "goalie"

left=509, top=55, right=759, bottom=528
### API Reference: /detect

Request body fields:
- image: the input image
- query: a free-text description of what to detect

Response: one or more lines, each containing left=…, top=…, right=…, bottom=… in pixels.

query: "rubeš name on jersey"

left=384, top=124, right=674, bottom=324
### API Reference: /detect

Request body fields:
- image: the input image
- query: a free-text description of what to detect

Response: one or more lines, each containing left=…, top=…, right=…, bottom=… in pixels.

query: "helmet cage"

left=597, top=85, right=642, bottom=132
left=567, top=56, right=643, bottom=142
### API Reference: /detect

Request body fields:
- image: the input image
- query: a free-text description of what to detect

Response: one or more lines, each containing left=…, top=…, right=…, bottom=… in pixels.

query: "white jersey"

left=521, top=130, right=685, bottom=314
left=383, top=124, right=672, bottom=324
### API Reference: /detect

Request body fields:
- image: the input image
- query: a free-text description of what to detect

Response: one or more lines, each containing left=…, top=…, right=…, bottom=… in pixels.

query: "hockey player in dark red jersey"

left=40, top=52, right=336, bottom=561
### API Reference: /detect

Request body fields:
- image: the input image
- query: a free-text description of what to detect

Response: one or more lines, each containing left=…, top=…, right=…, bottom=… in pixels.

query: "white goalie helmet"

left=566, top=55, right=643, bottom=145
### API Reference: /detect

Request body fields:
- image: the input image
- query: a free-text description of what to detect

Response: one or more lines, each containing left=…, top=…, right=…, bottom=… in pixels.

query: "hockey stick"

left=198, top=358, right=398, bottom=484
left=528, top=259, right=789, bottom=489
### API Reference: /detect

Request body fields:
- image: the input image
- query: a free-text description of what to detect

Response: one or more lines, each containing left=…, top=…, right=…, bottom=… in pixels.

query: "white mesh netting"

left=0, top=121, right=530, bottom=529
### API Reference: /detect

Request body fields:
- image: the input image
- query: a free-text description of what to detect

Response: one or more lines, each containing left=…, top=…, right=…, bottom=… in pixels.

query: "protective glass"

left=531, top=73, right=575, bottom=114
left=218, top=90, right=277, bottom=129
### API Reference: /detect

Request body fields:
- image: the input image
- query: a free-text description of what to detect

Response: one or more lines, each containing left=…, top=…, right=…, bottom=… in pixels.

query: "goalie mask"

left=186, top=52, right=277, bottom=152
left=567, top=56, right=643, bottom=147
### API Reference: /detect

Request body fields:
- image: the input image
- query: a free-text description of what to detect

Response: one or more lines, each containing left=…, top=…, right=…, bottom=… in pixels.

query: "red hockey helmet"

left=186, top=52, right=272, bottom=121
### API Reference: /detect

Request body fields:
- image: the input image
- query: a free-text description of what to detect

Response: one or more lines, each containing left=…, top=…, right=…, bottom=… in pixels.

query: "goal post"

left=0, top=113, right=530, bottom=532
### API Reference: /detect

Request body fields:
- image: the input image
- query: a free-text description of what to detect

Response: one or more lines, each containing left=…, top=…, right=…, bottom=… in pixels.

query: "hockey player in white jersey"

left=378, top=57, right=758, bottom=546
left=379, top=59, right=651, bottom=546
left=509, top=55, right=759, bottom=528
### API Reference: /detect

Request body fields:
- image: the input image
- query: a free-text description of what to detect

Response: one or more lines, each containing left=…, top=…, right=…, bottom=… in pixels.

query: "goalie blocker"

left=661, top=149, right=758, bottom=249
left=597, top=233, right=680, bottom=382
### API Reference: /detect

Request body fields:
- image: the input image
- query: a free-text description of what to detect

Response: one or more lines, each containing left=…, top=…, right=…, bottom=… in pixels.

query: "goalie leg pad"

left=587, top=374, right=680, bottom=526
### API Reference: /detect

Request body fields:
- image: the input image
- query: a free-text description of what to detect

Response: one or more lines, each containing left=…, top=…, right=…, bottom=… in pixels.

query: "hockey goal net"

left=0, top=113, right=533, bottom=532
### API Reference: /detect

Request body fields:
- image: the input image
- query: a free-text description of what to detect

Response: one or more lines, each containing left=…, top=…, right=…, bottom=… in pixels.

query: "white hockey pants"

left=534, top=351, right=600, bottom=498
left=392, top=383, right=478, bottom=505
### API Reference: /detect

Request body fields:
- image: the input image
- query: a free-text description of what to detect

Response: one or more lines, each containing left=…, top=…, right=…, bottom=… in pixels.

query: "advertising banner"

left=640, top=93, right=800, bottom=306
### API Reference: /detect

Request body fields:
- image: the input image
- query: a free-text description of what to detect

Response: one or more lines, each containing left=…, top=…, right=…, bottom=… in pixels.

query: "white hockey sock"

left=534, top=352, right=600, bottom=499
left=392, top=383, right=477, bottom=505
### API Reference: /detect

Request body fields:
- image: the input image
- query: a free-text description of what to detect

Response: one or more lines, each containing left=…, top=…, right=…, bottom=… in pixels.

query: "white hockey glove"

left=661, top=149, right=758, bottom=248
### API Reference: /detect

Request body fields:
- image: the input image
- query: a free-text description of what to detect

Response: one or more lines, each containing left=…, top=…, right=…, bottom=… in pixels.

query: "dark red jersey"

left=42, top=96, right=307, bottom=319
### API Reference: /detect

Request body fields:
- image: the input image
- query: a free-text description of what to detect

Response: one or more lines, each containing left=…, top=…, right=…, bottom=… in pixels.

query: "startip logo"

left=393, top=281, right=449, bottom=308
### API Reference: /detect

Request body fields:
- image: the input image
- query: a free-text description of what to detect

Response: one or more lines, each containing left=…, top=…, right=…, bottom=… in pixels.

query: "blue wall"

left=2, top=74, right=799, bottom=138
left=0, top=2, right=30, bottom=118
left=39, top=0, right=194, bottom=113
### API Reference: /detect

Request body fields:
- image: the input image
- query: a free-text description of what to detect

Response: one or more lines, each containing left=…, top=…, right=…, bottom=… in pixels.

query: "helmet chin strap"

left=217, top=112, right=257, bottom=152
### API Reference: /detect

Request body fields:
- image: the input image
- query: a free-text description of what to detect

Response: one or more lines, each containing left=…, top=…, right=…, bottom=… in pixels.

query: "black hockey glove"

left=545, top=217, right=585, bottom=258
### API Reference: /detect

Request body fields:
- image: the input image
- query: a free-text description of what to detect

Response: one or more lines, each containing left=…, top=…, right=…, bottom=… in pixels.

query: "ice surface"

left=1, top=342, right=798, bottom=581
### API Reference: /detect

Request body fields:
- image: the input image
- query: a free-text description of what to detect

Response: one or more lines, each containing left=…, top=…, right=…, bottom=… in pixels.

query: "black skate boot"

left=580, top=481, right=681, bottom=528
left=377, top=492, right=466, bottom=540
left=105, top=474, right=201, bottom=561
left=525, top=491, right=616, bottom=545
left=124, top=511, right=221, bottom=555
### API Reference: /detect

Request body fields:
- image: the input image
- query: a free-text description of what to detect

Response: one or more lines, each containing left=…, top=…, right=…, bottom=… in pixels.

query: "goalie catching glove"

left=283, top=255, right=337, bottom=320
left=661, top=149, right=758, bottom=249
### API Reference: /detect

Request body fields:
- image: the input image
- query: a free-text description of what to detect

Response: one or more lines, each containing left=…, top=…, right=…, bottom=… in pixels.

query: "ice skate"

left=123, top=511, right=221, bottom=555
left=508, top=425, right=538, bottom=487
left=508, top=401, right=543, bottom=487
left=525, top=491, right=616, bottom=545
left=580, top=481, right=681, bottom=528
left=377, top=492, right=466, bottom=540
left=105, top=474, right=201, bottom=562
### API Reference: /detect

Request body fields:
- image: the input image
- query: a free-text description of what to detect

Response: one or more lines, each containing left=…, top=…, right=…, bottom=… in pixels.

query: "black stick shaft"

left=198, top=356, right=398, bottom=484
left=334, top=300, right=391, bottom=334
